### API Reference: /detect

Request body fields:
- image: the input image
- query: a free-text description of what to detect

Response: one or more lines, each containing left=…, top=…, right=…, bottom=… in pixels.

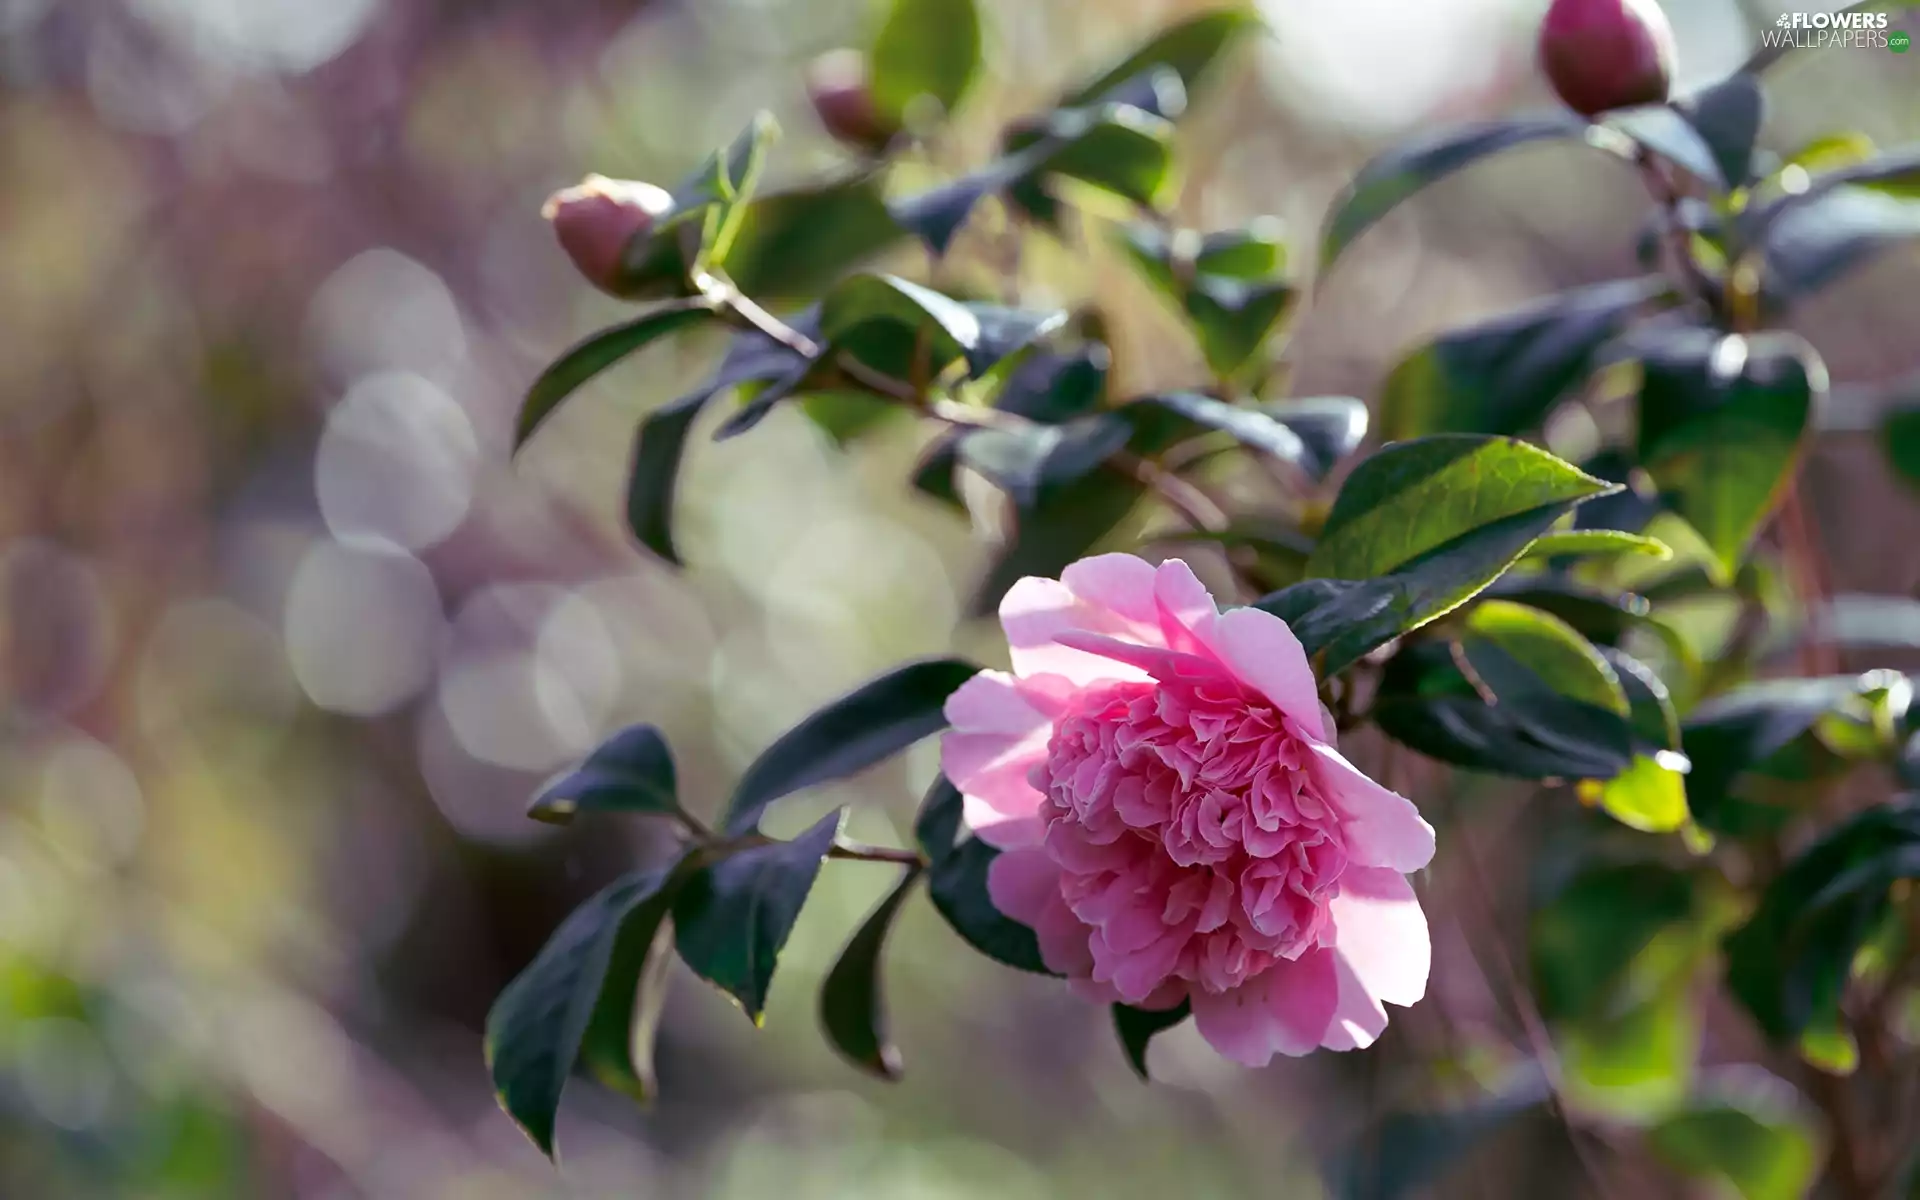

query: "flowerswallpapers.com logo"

left=1761, top=10, right=1902, bottom=51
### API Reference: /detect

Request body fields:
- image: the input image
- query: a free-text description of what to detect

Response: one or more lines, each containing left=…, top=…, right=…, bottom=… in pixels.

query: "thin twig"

left=828, top=840, right=926, bottom=866
left=1633, top=150, right=1717, bottom=308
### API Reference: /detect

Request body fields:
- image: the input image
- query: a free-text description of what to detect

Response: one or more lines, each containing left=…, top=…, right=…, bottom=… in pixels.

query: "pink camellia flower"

left=941, top=554, right=1435, bottom=1065
left=541, top=174, right=674, bottom=296
left=1538, top=0, right=1676, bottom=117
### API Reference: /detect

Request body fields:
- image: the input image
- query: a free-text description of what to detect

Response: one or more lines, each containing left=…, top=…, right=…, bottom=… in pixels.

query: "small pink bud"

left=541, top=174, right=674, bottom=295
left=806, top=49, right=896, bottom=153
left=1538, top=0, right=1677, bottom=117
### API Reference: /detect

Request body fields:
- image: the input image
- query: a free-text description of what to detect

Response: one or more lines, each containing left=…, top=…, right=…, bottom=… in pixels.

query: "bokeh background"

left=3, top=0, right=1918, bottom=1195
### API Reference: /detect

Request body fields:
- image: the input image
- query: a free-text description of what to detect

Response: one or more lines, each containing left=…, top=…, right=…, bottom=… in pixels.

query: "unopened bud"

left=1538, top=0, right=1676, bottom=117
left=806, top=49, right=896, bottom=153
left=541, top=174, right=674, bottom=295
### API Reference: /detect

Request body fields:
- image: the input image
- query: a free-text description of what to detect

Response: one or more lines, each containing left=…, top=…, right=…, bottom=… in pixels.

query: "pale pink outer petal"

left=1152, top=557, right=1220, bottom=655
left=999, top=576, right=1153, bottom=686
left=1209, top=606, right=1328, bottom=740
left=1329, top=866, right=1431, bottom=1009
left=1060, top=553, right=1163, bottom=628
left=942, top=671, right=1052, bottom=847
left=1308, top=740, right=1437, bottom=872
left=987, top=847, right=1093, bottom=974
left=1319, top=956, right=1390, bottom=1051
left=1190, top=947, right=1340, bottom=1067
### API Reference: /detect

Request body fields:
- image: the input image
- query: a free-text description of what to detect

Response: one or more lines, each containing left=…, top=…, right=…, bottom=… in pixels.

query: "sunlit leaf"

left=871, top=0, right=981, bottom=126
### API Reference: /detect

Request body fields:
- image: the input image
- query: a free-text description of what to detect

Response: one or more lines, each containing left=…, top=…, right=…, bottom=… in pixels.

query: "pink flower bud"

left=1538, top=0, right=1677, bottom=117
left=806, top=49, right=896, bottom=153
left=541, top=174, right=674, bottom=295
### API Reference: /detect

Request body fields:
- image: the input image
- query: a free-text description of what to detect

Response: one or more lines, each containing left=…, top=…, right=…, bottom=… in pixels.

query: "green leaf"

left=1063, top=8, right=1263, bottom=108
left=1603, top=104, right=1728, bottom=189
left=673, top=809, right=845, bottom=1023
left=871, top=0, right=981, bottom=127
left=1634, top=328, right=1821, bottom=578
left=484, top=864, right=684, bottom=1157
left=819, top=864, right=922, bottom=1079
left=625, top=392, right=711, bottom=565
left=1883, top=404, right=1920, bottom=490
left=1593, top=753, right=1692, bottom=833
left=617, top=114, right=781, bottom=288
left=820, top=274, right=1067, bottom=381
left=724, top=175, right=907, bottom=300
left=1320, top=1070, right=1550, bottom=1200
left=1522, top=529, right=1672, bottom=563
left=1724, top=799, right=1920, bottom=1041
left=915, top=346, right=1110, bottom=505
left=1018, top=103, right=1181, bottom=213
left=1259, top=396, right=1368, bottom=476
left=1118, top=222, right=1296, bottom=378
left=1372, top=640, right=1635, bottom=779
left=1532, top=861, right=1697, bottom=1022
left=1682, top=676, right=1870, bottom=834
left=577, top=910, right=675, bottom=1104
left=516, top=301, right=717, bottom=451
left=529, top=725, right=678, bottom=826
left=918, top=778, right=1055, bottom=974
left=1679, top=75, right=1766, bottom=190
left=1112, top=1000, right=1191, bottom=1080
left=1130, top=391, right=1319, bottom=470
left=887, top=141, right=1056, bottom=256
left=1603, top=646, right=1682, bottom=750
left=1762, top=185, right=1920, bottom=299
left=1308, top=435, right=1615, bottom=582
left=1380, top=278, right=1666, bottom=440
left=724, top=658, right=981, bottom=834
left=1320, top=115, right=1584, bottom=273
left=956, top=413, right=1134, bottom=509
left=1648, top=1089, right=1821, bottom=1200
left=1465, top=599, right=1630, bottom=716
left=1560, top=984, right=1698, bottom=1117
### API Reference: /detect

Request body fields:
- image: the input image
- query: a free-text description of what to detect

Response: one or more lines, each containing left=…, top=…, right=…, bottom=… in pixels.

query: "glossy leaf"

left=1464, top=599, right=1629, bottom=716
left=724, top=658, right=981, bottom=834
left=1725, top=799, right=1920, bottom=1041
left=1603, top=104, right=1727, bottom=188
left=1132, top=391, right=1315, bottom=469
left=724, top=175, right=907, bottom=300
left=820, top=274, right=1066, bottom=381
left=915, top=346, right=1110, bottom=505
left=673, top=810, right=844, bottom=1023
left=1379, top=278, right=1665, bottom=440
left=917, top=778, right=1055, bottom=974
left=626, top=392, right=711, bottom=565
left=517, top=302, right=717, bottom=451
left=1308, top=435, right=1615, bottom=582
left=1063, top=8, right=1263, bottom=107
left=1635, top=328, right=1821, bottom=578
left=887, top=141, right=1055, bottom=255
left=871, top=0, right=981, bottom=126
left=1260, top=396, right=1368, bottom=476
left=1679, top=74, right=1766, bottom=190
left=1112, top=1000, right=1191, bottom=1080
left=529, top=725, right=679, bottom=825
left=1682, top=676, right=1869, bottom=834
left=1320, top=115, right=1583, bottom=272
left=1522, top=529, right=1673, bottom=563
left=820, top=865, right=922, bottom=1079
left=1591, top=753, right=1692, bottom=832
left=485, top=865, right=683, bottom=1157
left=1603, top=645, right=1683, bottom=750
left=956, top=413, right=1133, bottom=509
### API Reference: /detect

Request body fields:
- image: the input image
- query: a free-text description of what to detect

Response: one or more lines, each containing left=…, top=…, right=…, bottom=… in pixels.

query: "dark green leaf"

left=1603, top=105, right=1728, bottom=189
left=820, top=864, right=922, bottom=1079
left=1020, top=104, right=1180, bottom=212
left=1183, top=276, right=1295, bottom=378
left=1380, top=278, right=1666, bottom=439
left=871, top=0, right=981, bottom=126
left=577, top=911, right=675, bottom=1104
left=820, top=274, right=1067, bottom=381
left=725, top=658, right=981, bottom=834
left=1634, top=328, right=1821, bottom=578
left=711, top=360, right=814, bottom=440
left=1131, top=391, right=1312, bottom=468
left=1679, top=75, right=1766, bottom=190
left=1464, top=599, right=1629, bottom=716
left=1112, top=999, right=1191, bottom=1080
left=485, top=865, right=683, bottom=1156
left=529, top=725, right=678, bottom=825
left=1258, top=396, right=1368, bottom=476
left=1308, top=435, right=1615, bottom=582
left=674, top=810, right=845, bottom=1022
left=1320, top=115, right=1584, bottom=272
left=1532, top=861, right=1696, bottom=1022
left=1603, top=646, right=1682, bottom=750
left=887, top=142, right=1054, bottom=255
left=626, top=392, right=709, bottom=565
left=1062, top=8, right=1263, bottom=107
left=919, top=777, right=1055, bottom=974
left=914, top=346, right=1110, bottom=505
left=1322, top=1069, right=1551, bottom=1200
left=517, top=302, right=716, bottom=451
left=1648, top=1088, right=1821, bottom=1200
left=1762, top=186, right=1920, bottom=299
left=1725, top=799, right=1920, bottom=1040
left=1883, top=405, right=1920, bottom=490
left=1263, top=502, right=1595, bottom=675
left=725, top=175, right=907, bottom=301
left=957, top=413, right=1134, bottom=508
left=1682, top=676, right=1866, bottom=834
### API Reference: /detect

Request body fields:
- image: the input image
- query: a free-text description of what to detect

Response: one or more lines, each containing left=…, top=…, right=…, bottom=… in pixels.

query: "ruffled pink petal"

left=944, top=670, right=1050, bottom=735
left=1061, top=553, right=1163, bottom=629
left=999, top=576, right=1153, bottom=686
left=986, top=844, right=1058, bottom=924
left=1319, top=955, right=1390, bottom=1051
left=964, top=802, right=1044, bottom=849
left=1152, top=558, right=1220, bottom=657
left=943, top=728, right=1047, bottom=813
left=1210, top=607, right=1327, bottom=740
left=1031, top=891, right=1096, bottom=975
left=1329, top=866, right=1430, bottom=1008
left=1308, top=741, right=1436, bottom=872
left=1190, top=947, right=1339, bottom=1066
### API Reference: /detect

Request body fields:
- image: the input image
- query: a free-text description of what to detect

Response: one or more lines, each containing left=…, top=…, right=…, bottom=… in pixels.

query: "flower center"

left=1035, top=674, right=1350, bottom=996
